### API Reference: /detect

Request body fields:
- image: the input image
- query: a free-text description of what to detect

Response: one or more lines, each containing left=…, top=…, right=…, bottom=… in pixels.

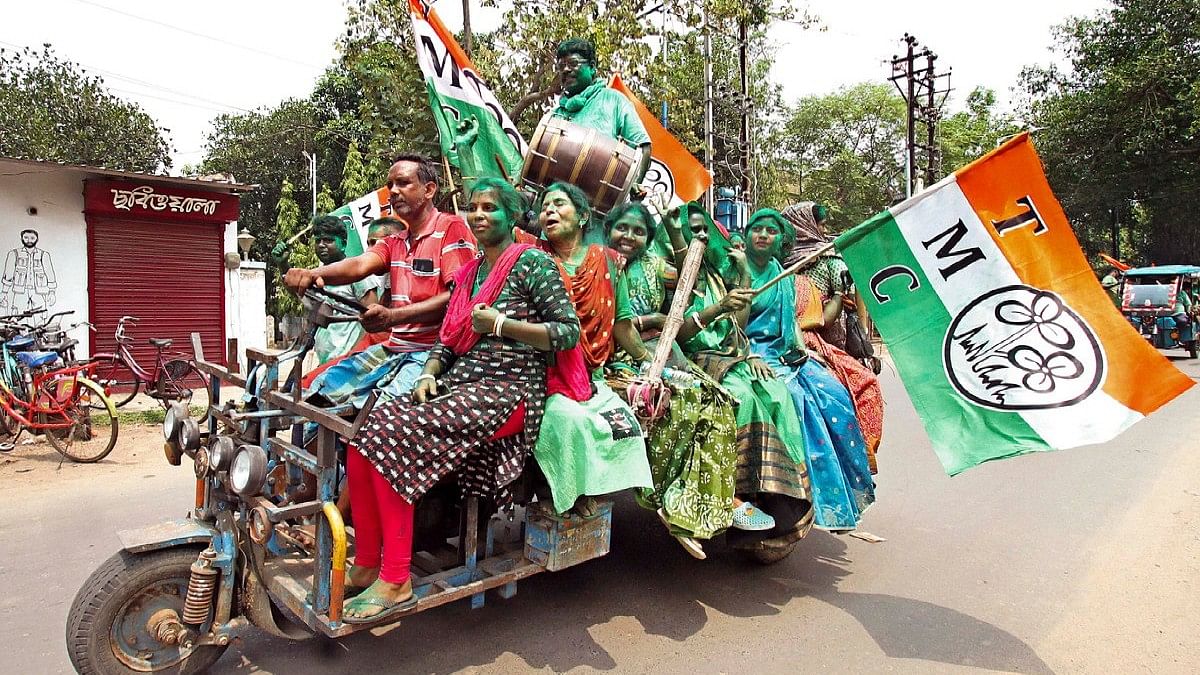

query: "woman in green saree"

left=663, top=203, right=814, bottom=544
left=604, top=202, right=737, bottom=559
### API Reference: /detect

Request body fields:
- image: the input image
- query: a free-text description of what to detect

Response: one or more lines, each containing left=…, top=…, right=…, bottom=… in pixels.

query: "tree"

left=936, top=87, right=1019, bottom=175
left=1021, top=0, right=1200, bottom=264
left=779, top=83, right=908, bottom=228
left=273, top=179, right=314, bottom=318
left=316, top=184, right=337, bottom=215
left=340, top=140, right=372, bottom=203
left=0, top=45, right=171, bottom=172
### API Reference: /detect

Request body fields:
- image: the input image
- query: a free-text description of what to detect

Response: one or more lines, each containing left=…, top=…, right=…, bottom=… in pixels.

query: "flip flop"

left=657, top=508, right=706, bottom=560
left=342, top=591, right=417, bottom=625
left=731, top=501, right=776, bottom=531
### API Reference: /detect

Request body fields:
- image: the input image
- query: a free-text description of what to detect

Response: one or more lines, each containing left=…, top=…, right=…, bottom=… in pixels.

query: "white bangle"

left=493, top=312, right=508, bottom=338
left=690, top=313, right=706, bottom=330
left=415, top=374, right=436, bottom=384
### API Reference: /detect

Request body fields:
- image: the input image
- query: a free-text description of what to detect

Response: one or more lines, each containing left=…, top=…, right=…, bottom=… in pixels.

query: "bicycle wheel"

left=44, top=377, right=119, bottom=463
left=157, top=359, right=211, bottom=422
left=89, top=355, right=139, bottom=407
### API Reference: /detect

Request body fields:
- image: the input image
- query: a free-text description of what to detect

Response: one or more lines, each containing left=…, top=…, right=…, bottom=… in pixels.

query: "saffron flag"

left=409, top=0, right=525, bottom=181
left=835, top=133, right=1193, bottom=474
left=609, top=74, right=711, bottom=208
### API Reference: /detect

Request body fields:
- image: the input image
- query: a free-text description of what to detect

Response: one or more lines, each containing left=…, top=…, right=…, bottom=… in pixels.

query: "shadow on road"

left=215, top=495, right=1052, bottom=674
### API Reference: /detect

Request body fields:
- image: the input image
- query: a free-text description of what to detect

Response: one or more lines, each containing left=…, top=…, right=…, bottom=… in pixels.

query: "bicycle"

left=0, top=333, right=118, bottom=462
left=88, top=315, right=211, bottom=420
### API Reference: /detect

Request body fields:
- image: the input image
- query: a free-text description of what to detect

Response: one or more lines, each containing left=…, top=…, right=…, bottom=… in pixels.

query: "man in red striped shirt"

left=283, top=154, right=477, bottom=406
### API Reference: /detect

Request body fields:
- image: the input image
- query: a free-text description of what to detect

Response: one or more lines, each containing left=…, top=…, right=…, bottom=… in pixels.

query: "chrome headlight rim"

left=230, top=444, right=268, bottom=497
left=163, top=402, right=188, bottom=441
left=209, top=435, right=236, bottom=472
left=177, top=417, right=201, bottom=453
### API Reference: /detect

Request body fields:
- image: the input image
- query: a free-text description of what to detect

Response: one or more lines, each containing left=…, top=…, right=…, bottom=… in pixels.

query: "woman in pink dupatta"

left=340, top=178, right=585, bottom=622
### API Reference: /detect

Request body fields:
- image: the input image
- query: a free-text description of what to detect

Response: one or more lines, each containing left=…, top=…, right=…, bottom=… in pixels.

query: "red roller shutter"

left=88, top=217, right=226, bottom=366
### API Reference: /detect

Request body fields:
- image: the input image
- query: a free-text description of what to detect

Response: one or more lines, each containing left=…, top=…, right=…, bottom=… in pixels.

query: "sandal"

left=342, top=585, right=417, bottom=625
left=657, top=508, right=706, bottom=560
left=573, top=496, right=600, bottom=519
left=731, top=501, right=776, bottom=531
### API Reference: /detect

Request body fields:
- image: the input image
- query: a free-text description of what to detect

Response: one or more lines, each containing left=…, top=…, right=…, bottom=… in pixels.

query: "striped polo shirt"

left=367, top=210, right=476, bottom=352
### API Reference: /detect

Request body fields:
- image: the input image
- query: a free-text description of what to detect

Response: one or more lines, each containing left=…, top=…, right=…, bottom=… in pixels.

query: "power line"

left=66, top=0, right=327, bottom=70
left=0, top=37, right=254, bottom=113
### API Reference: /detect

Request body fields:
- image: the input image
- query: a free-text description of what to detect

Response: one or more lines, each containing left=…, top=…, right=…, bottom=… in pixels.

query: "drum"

left=520, top=116, right=642, bottom=216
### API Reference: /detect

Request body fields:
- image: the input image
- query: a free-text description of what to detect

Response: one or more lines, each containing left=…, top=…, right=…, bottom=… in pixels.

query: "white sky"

left=2, top=0, right=1110, bottom=174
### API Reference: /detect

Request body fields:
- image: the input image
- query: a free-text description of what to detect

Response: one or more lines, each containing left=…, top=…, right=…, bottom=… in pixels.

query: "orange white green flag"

left=409, top=0, right=525, bottom=181
left=834, top=133, right=1193, bottom=474
left=609, top=74, right=710, bottom=207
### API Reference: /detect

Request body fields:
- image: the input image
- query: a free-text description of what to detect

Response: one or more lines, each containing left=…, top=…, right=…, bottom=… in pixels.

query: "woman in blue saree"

left=743, top=209, right=875, bottom=531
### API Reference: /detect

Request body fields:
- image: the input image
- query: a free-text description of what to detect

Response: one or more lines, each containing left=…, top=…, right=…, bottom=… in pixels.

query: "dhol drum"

left=520, top=116, right=643, bottom=216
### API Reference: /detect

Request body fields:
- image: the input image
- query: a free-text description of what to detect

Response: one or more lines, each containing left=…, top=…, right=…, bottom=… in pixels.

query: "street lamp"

left=237, top=229, right=256, bottom=260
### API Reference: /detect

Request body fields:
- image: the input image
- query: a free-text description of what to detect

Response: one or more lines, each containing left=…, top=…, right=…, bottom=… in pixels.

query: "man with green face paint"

left=310, top=215, right=381, bottom=364
left=551, top=39, right=652, bottom=200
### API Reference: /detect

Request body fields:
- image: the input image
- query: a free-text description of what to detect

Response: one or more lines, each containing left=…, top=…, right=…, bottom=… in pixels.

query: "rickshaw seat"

left=15, top=351, right=60, bottom=368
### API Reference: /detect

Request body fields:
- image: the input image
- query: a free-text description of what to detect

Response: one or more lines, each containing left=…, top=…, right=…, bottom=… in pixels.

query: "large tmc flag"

left=409, top=0, right=525, bottom=180
left=835, top=133, right=1193, bottom=474
left=609, top=74, right=711, bottom=207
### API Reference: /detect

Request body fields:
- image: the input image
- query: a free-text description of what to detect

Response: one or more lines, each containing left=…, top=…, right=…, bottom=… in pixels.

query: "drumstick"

left=645, top=235, right=708, bottom=381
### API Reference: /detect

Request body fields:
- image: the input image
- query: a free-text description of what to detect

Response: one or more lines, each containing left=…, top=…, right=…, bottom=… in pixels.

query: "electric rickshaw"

left=64, top=285, right=806, bottom=674
left=1119, top=265, right=1200, bottom=358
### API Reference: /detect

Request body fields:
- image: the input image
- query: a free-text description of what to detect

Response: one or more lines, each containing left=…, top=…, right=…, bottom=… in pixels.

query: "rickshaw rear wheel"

left=736, top=540, right=799, bottom=565
left=1187, top=340, right=1198, bottom=359
left=66, top=547, right=229, bottom=674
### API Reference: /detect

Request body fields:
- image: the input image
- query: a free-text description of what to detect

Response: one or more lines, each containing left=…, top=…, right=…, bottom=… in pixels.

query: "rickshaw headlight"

left=209, top=435, right=236, bottom=472
left=163, top=402, right=188, bottom=441
left=230, top=445, right=268, bottom=497
left=177, top=417, right=201, bottom=453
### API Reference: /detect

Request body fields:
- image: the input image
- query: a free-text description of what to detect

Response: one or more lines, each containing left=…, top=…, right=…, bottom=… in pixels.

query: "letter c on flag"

left=870, top=265, right=920, bottom=304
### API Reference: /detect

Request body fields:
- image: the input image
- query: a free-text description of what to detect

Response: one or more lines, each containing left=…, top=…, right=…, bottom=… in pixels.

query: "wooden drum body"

left=520, top=117, right=642, bottom=216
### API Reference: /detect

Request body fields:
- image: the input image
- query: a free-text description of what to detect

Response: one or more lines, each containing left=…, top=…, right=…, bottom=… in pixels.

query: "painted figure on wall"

left=0, top=229, right=57, bottom=318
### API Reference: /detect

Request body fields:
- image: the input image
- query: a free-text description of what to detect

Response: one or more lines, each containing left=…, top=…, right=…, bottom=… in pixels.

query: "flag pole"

left=749, top=241, right=837, bottom=299
left=442, top=155, right=461, bottom=213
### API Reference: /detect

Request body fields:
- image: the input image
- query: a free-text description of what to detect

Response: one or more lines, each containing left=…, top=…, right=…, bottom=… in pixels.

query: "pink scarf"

left=439, top=242, right=591, bottom=402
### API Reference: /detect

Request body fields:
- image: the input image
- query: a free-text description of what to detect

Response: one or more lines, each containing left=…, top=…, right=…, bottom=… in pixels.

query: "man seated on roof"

left=283, top=154, right=477, bottom=406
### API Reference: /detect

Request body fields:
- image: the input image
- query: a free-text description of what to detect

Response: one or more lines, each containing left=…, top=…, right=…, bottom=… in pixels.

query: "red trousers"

left=346, top=447, right=414, bottom=584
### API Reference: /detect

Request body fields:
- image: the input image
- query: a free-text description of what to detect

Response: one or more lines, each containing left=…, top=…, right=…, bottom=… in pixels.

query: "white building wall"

left=0, top=170, right=91, bottom=355
left=225, top=260, right=267, bottom=373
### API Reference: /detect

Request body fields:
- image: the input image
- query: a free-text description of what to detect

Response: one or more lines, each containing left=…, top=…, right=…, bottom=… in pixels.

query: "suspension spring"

left=182, top=547, right=219, bottom=626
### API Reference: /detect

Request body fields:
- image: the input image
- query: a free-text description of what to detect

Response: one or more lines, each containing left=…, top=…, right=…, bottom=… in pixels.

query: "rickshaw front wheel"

left=1187, top=340, right=1198, bottom=359
left=66, top=547, right=230, bottom=674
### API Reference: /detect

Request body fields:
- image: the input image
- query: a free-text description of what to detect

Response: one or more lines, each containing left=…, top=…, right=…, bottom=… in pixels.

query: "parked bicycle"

left=0, top=321, right=118, bottom=462
left=88, top=315, right=211, bottom=420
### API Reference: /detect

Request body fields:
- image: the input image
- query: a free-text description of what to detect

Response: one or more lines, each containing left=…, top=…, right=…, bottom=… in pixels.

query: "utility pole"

left=889, top=33, right=951, bottom=197
left=462, top=0, right=473, bottom=59
left=301, top=151, right=317, bottom=216
left=703, top=4, right=714, bottom=209
left=738, top=18, right=752, bottom=205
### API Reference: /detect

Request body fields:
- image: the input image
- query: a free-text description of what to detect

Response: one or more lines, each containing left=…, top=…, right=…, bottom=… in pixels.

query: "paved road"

left=2, top=355, right=1197, bottom=674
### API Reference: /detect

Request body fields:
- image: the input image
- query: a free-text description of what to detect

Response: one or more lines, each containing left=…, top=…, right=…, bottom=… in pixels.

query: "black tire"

left=157, top=360, right=211, bottom=423
left=1188, top=340, right=1198, bottom=359
left=91, top=356, right=140, bottom=408
left=736, top=540, right=799, bottom=565
left=66, top=547, right=229, bottom=675
left=45, top=378, right=119, bottom=463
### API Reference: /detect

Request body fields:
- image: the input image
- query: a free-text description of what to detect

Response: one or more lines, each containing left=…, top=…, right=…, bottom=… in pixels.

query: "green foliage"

left=936, top=87, right=1019, bottom=175
left=0, top=45, right=171, bottom=172
left=1021, top=0, right=1200, bottom=264
left=779, top=83, right=908, bottom=228
left=273, top=180, right=312, bottom=317
left=340, top=140, right=371, bottom=202
left=316, top=184, right=336, bottom=214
